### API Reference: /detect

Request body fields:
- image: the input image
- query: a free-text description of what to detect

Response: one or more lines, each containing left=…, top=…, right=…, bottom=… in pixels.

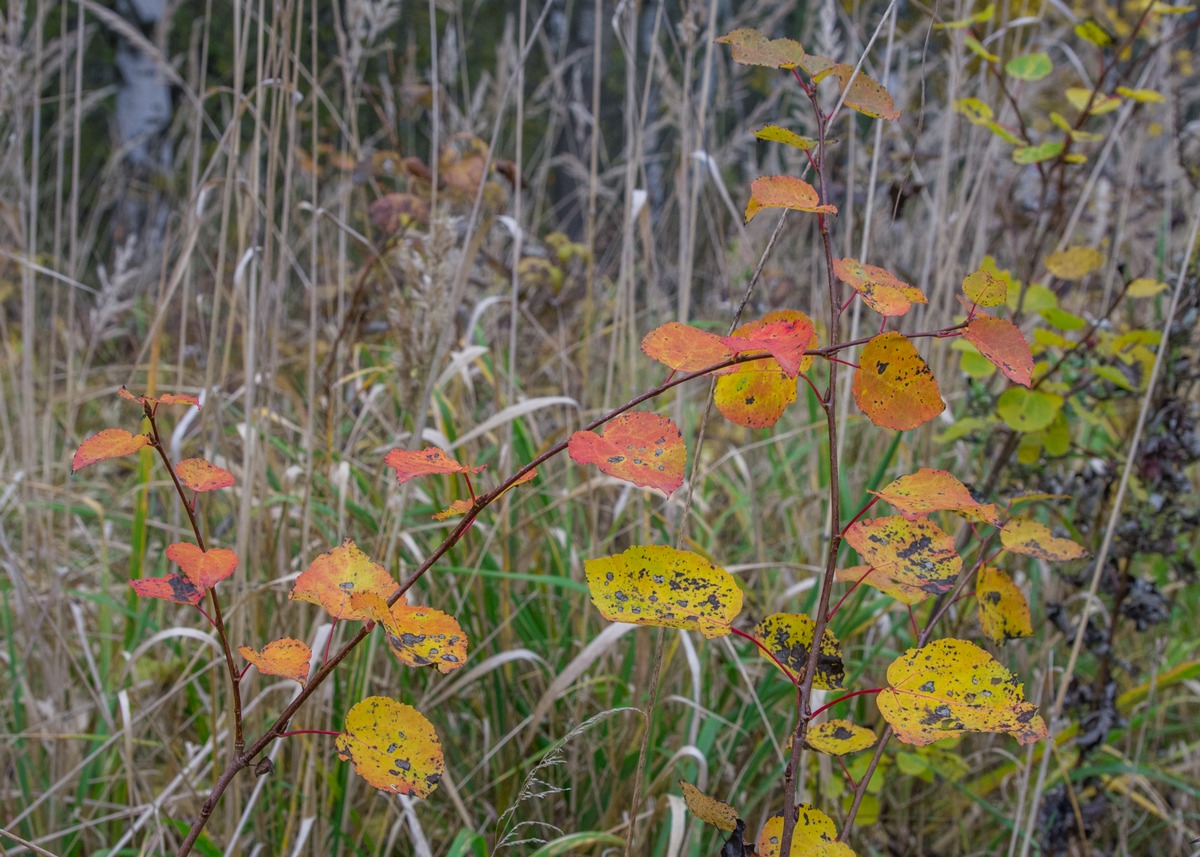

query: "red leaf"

left=963, top=315, right=1033, bottom=387
left=744, top=176, right=837, bottom=223
left=720, top=313, right=816, bottom=378
left=130, top=574, right=204, bottom=605
left=176, top=458, right=235, bottom=492
left=569, top=412, right=686, bottom=495
left=852, top=332, right=945, bottom=431
left=165, top=542, right=239, bottom=588
left=117, top=387, right=201, bottom=409
left=384, top=447, right=485, bottom=485
left=641, top=322, right=735, bottom=373
left=72, top=428, right=150, bottom=471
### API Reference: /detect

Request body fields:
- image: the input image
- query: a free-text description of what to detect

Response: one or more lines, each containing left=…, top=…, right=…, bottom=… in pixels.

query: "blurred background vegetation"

left=1, top=0, right=1198, bottom=854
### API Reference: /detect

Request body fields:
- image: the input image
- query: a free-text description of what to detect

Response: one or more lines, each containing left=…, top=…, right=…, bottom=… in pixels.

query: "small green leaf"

left=1013, top=140, right=1064, bottom=164
left=996, top=388, right=1063, bottom=432
left=1005, top=52, right=1053, bottom=81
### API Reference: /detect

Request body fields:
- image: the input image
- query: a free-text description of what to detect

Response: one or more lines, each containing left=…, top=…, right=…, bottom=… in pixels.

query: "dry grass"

left=1, top=0, right=1198, bottom=855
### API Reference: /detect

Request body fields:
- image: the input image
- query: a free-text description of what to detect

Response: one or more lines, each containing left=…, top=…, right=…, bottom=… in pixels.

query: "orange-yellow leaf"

left=852, top=332, right=944, bottom=431
left=165, top=542, right=238, bottom=588
left=679, top=780, right=739, bottom=832
left=336, top=696, right=444, bottom=798
left=756, top=809, right=857, bottom=856
left=238, top=637, right=311, bottom=686
left=384, top=447, right=485, bottom=485
left=827, top=64, right=901, bottom=121
left=871, top=468, right=1001, bottom=525
left=876, top=638, right=1048, bottom=746
left=835, top=564, right=929, bottom=605
left=744, top=175, right=837, bottom=223
left=1044, top=246, right=1104, bottom=279
left=568, top=412, right=686, bottom=495
left=753, top=612, right=844, bottom=689
left=175, top=458, right=235, bottom=492
left=962, top=269, right=1007, bottom=307
left=72, top=429, right=150, bottom=471
left=834, top=258, right=927, bottom=317
left=289, top=539, right=400, bottom=621
left=117, top=387, right=201, bottom=409
left=584, top=545, right=742, bottom=638
left=1000, top=518, right=1088, bottom=561
left=806, top=719, right=877, bottom=755
left=721, top=311, right=816, bottom=378
left=753, top=124, right=819, bottom=150
left=641, top=322, right=736, bottom=373
left=844, top=516, right=962, bottom=599
left=977, top=567, right=1033, bottom=644
left=714, top=360, right=797, bottom=429
left=716, top=28, right=807, bottom=68
left=352, top=592, right=468, bottom=674
left=129, top=574, right=204, bottom=605
left=432, top=499, right=474, bottom=521
left=963, top=315, right=1033, bottom=387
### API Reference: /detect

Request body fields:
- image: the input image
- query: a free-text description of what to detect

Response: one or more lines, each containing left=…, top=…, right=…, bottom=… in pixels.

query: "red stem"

left=730, top=627, right=799, bottom=687
left=809, top=688, right=884, bottom=721
left=826, top=566, right=875, bottom=623
left=277, top=729, right=341, bottom=739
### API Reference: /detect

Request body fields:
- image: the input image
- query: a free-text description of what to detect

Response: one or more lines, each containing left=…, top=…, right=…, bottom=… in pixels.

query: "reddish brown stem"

left=809, top=688, right=884, bottom=721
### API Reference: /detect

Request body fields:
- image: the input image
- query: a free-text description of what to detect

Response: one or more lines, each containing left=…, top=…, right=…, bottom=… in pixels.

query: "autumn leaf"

left=834, top=258, right=927, bottom=317
left=827, top=64, right=901, bottom=121
left=72, top=429, right=150, bottom=471
left=852, top=332, right=945, bottom=431
left=835, top=564, right=929, bottom=605
left=871, top=468, right=1001, bottom=526
left=721, top=312, right=816, bottom=378
left=238, top=637, right=312, bottom=686
left=753, top=125, right=819, bottom=150
left=716, top=28, right=807, bottom=68
left=384, top=447, right=485, bottom=485
left=352, top=592, right=468, bottom=674
left=117, top=387, right=201, bottom=409
left=679, top=780, right=739, bottom=832
left=844, top=516, right=962, bottom=600
left=806, top=719, right=877, bottom=755
left=568, top=412, right=686, bottom=495
left=963, top=315, right=1033, bottom=387
left=584, top=545, right=743, bottom=638
left=713, top=312, right=812, bottom=428
left=1044, top=246, right=1104, bottom=280
left=977, top=567, right=1033, bottom=644
left=756, top=808, right=857, bottom=856
left=432, top=499, right=474, bottom=521
left=744, top=175, right=837, bottom=223
left=165, top=542, right=238, bottom=589
left=876, top=638, right=1048, bottom=746
left=753, top=612, right=844, bottom=689
left=641, top=322, right=736, bottom=373
left=336, top=696, right=444, bottom=798
left=1000, top=518, right=1087, bottom=561
left=290, top=539, right=400, bottom=621
left=962, top=269, right=1007, bottom=307
left=176, top=458, right=235, bottom=492
left=129, top=574, right=204, bottom=606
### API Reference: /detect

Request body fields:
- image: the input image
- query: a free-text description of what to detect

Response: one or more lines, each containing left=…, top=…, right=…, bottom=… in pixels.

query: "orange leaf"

left=384, top=447, right=485, bottom=485
left=568, top=412, right=686, bottom=495
left=165, top=542, right=238, bottom=589
left=977, top=567, right=1033, bottom=644
left=432, top=499, right=474, bottom=521
left=834, top=258, right=927, bottom=317
left=852, top=332, right=944, bottom=431
left=754, top=612, right=844, bottom=689
left=238, top=637, right=311, bottom=686
left=877, top=638, right=1048, bottom=746
left=641, top=322, right=736, bottom=373
left=720, top=311, right=816, bottom=378
left=806, top=719, right=877, bottom=755
left=844, top=516, right=962, bottom=599
left=712, top=312, right=811, bottom=428
left=963, top=315, right=1033, bottom=387
left=715, top=28, right=807, bottom=68
left=745, top=176, right=837, bottom=223
left=827, top=64, right=901, bottom=121
left=352, top=593, right=468, bottom=674
left=1000, top=518, right=1088, bottom=561
left=871, top=468, right=1001, bottom=525
left=756, top=809, right=857, bottom=856
left=129, top=574, right=204, bottom=605
left=962, top=269, right=1007, bottom=307
left=118, top=387, right=201, bottom=409
left=289, top=539, right=400, bottom=621
left=176, top=458, right=235, bottom=492
left=72, top=428, right=150, bottom=471
left=336, top=696, right=444, bottom=798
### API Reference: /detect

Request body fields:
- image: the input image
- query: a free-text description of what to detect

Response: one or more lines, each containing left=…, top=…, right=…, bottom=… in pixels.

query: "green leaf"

left=754, top=124, right=819, bottom=150
left=1013, top=140, right=1064, bottom=164
left=996, top=387, right=1063, bottom=432
left=1005, top=52, right=1053, bottom=81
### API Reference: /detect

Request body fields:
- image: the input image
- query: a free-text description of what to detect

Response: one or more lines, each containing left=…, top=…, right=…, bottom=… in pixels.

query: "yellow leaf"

left=1065, top=87, right=1122, bottom=115
left=842, top=516, right=962, bottom=602
left=962, top=269, right=1007, bottom=307
left=679, top=781, right=739, bottom=831
left=756, top=809, right=857, bottom=856
left=1126, top=277, right=1167, bottom=297
left=289, top=539, right=399, bottom=621
left=806, top=719, right=878, bottom=755
left=976, top=567, right=1033, bottom=644
left=1115, top=85, right=1165, bottom=103
left=870, top=468, right=1001, bottom=525
left=1044, top=246, right=1105, bottom=280
left=336, top=697, right=444, bottom=798
left=1001, top=518, right=1088, bottom=561
left=754, top=613, right=844, bottom=689
left=852, top=332, right=945, bottom=431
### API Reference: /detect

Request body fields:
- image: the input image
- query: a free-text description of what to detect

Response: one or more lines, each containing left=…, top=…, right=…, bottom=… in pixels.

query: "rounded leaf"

left=641, top=322, right=736, bottom=373
left=835, top=564, right=929, bottom=605
left=716, top=28, right=807, bottom=69
left=584, top=545, right=742, bottom=638
left=239, top=637, right=311, bottom=686
left=165, top=542, right=238, bottom=589
left=852, top=332, right=944, bottom=431
left=714, top=361, right=797, bottom=429
left=963, top=315, right=1033, bottom=387
left=432, top=499, right=474, bottom=521
left=1000, top=518, right=1087, bottom=561
left=336, top=696, right=444, bottom=798
left=844, top=516, right=962, bottom=599
left=756, top=809, right=856, bottom=856
left=353, top=592, right=468, bottom=674
left=720, top=312, right=816, bottom=378
left=877, top=638, right=1048, bottom=746
left=870, top=468, right=1000, bottom=525
left=976, top=567, right=1033, bottom=644
left=744, top=175, right=837, bottom=223
left=384, top=447, right=485, bottom=484
left=961, top=269, right=1007, bottom=307
left=679, top=780, right=739, bottom=832
left=1005, top=52, right=1053, bottom=81
left=753, top=125, right=819, bottom=150
left=828, top=64, right=900, bottom=121
left=834, top=258, right=927, bottom=317
left=1044, top=246, right=1104, bottom=280
left=72, top=429, right=150, bottom=471
left=568, top=412, right=686, bottom=495
left=753, top=612, right=844, bottom=689
left=129, top=574, right=204, bottom=605
left=176, top=457, right=235, bottom=492
left=806, top=719, right=877, bottom=755
left=996, top=388, right=1063, bottom=432
left=290, top=539, right=399, bottom=621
